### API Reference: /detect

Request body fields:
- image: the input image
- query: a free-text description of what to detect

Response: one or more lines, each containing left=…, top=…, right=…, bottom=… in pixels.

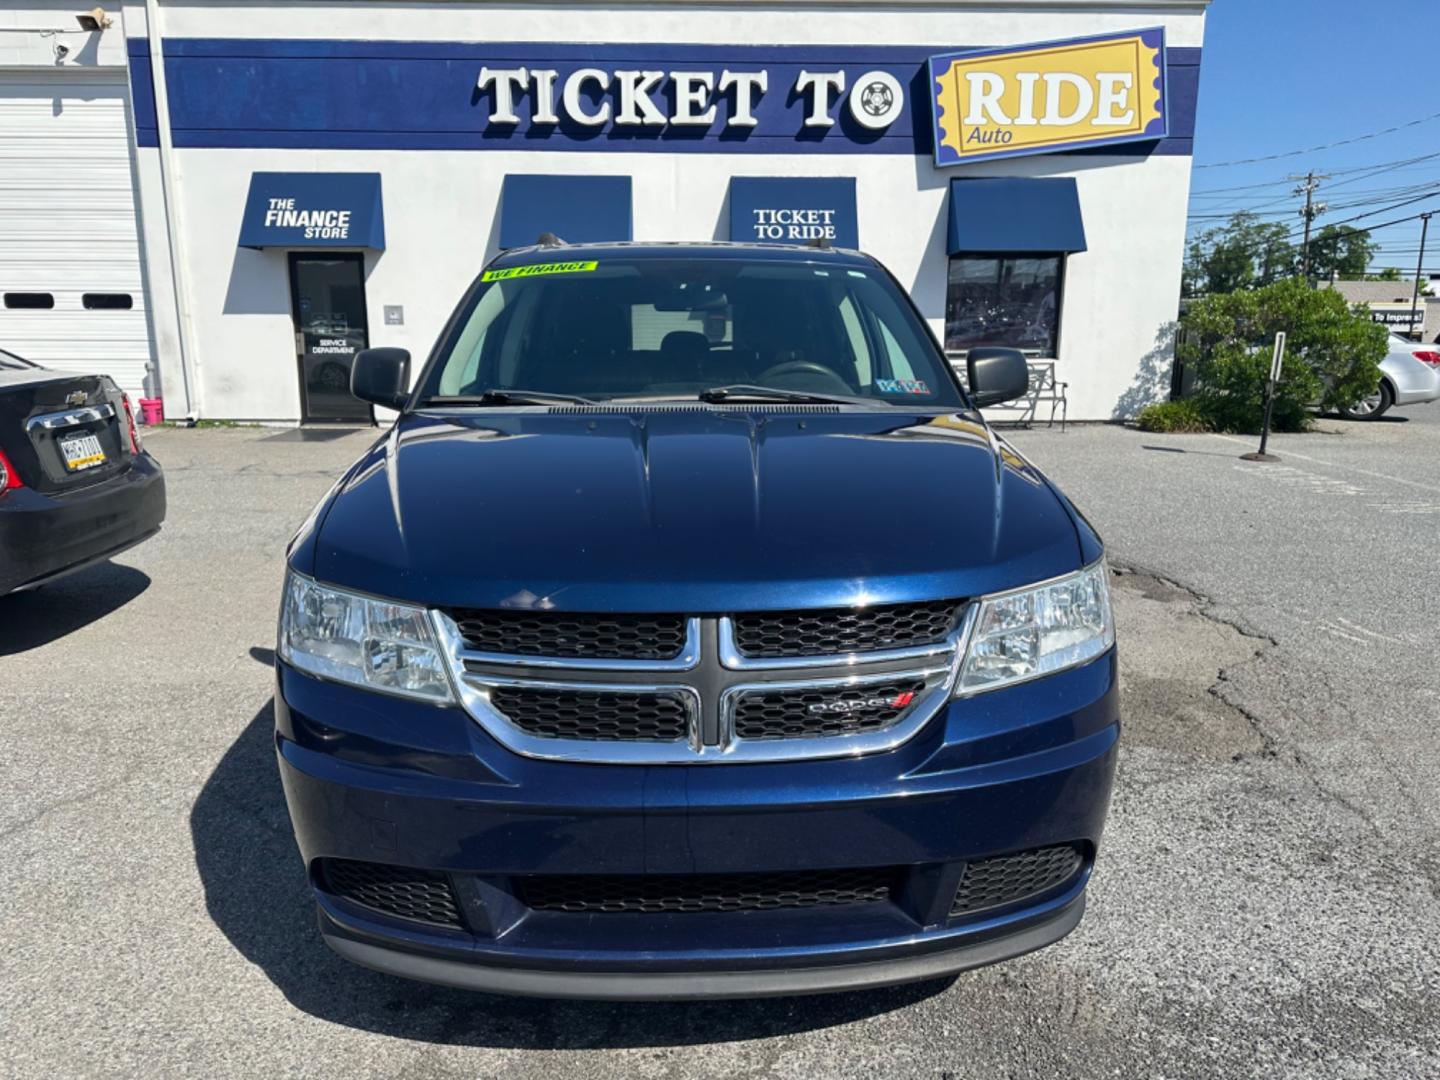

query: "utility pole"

left=1410, top=211, right=1432, bottom=339
left=1289, top=171, right=1330, bottom=280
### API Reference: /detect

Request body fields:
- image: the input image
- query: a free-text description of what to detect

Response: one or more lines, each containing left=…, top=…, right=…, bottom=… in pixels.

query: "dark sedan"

left=0, top=348, right=166, bottom=597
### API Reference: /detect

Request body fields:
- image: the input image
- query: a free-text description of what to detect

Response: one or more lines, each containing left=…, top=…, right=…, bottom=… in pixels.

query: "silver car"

left=1339, top=331, right=1440, bottom=420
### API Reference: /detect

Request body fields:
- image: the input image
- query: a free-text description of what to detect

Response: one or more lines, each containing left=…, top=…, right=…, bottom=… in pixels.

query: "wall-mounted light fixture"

left=77, top=7, right=113, bottom=31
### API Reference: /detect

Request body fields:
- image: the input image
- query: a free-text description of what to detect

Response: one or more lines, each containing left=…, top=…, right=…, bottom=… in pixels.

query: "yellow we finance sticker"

left=481, top=261, right=599, bottom=281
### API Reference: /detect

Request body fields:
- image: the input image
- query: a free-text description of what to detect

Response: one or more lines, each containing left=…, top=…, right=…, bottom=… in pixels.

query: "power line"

left=1194, top=110, right=1440, bottom=169
left=1187, top=180, right=1440, bottom=223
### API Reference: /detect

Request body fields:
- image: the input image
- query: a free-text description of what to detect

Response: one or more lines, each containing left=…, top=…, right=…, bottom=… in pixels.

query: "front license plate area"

left=60, top=433, right=106, bottom=472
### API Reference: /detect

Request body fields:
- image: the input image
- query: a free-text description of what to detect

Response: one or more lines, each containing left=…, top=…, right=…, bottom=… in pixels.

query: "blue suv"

left=275, top=243, right=1118, bottom=999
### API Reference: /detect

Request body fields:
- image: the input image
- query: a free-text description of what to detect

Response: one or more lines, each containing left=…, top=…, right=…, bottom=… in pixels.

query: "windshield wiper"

left=420, top=389, right=598, bottom=407
left=698, top=384, right=867, bottom=406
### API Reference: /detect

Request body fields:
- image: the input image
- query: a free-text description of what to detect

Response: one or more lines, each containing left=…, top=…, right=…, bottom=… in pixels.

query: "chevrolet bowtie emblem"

left=65, top=391, right=87, bottom=406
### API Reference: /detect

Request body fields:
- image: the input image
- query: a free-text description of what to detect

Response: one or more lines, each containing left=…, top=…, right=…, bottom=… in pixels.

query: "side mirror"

left=966, top=347, right=1030, bottom=408
left=351, top=347, right=411, bottom=409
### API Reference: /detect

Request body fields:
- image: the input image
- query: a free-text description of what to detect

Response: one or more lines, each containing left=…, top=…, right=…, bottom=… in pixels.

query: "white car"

left=1339, top=331, right=1440, bottom=420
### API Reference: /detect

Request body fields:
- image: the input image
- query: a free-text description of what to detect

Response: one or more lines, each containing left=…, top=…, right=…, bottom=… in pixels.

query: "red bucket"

left=138, top=397, right=165, bottom=425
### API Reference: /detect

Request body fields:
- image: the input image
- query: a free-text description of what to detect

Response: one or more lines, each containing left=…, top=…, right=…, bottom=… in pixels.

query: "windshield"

left=420, top=256, right=964, bottom=407
left=0, top=348, right=34, bottom=371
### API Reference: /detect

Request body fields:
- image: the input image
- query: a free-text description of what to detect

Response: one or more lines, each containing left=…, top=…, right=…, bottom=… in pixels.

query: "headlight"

left=956, top=560, right=1114, bottom=695
left=278, top=571, right=454, bottom=703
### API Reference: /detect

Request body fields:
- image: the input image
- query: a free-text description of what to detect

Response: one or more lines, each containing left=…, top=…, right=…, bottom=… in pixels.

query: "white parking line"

left=1210, top=433, right=1440, bottom=496
left=1368, top=502, right=1440, bottom=514
left=1230, top=463, right=1365, bottom=496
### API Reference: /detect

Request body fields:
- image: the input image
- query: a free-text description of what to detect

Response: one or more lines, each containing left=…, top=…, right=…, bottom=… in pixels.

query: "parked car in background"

left=275, top=243, right=1119, bottom=998
left=1338, top=332, right=1440, bottom=420
left=0, top=348, right=166, bottom=596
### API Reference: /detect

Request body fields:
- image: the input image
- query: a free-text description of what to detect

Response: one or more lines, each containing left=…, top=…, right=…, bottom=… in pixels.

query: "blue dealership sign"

left=238, top=172, right=385, bottom=249
left=134, top=39, right=1200, bottom=159
left=728, top=178, right=858, bottom=248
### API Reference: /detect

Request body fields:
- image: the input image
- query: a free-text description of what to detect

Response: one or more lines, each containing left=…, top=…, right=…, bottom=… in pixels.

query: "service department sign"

left=928, top=29, right=1168, bottom=166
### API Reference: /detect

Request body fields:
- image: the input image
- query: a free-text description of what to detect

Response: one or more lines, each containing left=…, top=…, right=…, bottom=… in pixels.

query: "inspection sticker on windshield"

left=877, top=378, right=930, bottom=395
left=482, top=261, right=599, bottom=282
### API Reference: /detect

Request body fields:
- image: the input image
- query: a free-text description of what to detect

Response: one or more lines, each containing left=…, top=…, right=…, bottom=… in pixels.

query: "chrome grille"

left=434, top=605, right=972, bottom=765
left=489, top=685, right=692, bottom=742
left=728, top=599, right=965, bottom=659
left=447, top=609, right=688, bottom=661
left=731, top=677, right=927, bottom=740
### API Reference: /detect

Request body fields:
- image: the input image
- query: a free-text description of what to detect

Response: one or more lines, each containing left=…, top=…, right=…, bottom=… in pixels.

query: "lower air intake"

left=520, top=867, right=899, bottom=914
left=318, top=858, right=463, bottom=928
left=949, top=844, right=1084, bottom=918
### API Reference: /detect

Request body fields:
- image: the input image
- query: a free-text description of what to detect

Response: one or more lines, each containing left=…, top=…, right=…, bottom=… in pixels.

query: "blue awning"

left=946, top=177, right=1087, bottom=254
left=499, top=175, right=632, bottom=249
left=728, top=178, right=858, bottom=249
left=238, top=172, right=384, bottom=250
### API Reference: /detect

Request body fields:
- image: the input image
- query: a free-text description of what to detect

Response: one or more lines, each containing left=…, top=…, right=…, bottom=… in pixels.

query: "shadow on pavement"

left=0, top=562, right=151, bottom=655
left=1317, top=411, right=1409, bottom=424
left=191, top=700, right=953, bottom=1048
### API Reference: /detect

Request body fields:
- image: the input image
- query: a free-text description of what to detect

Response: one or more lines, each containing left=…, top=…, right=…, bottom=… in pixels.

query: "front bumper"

left=276, top=651, right=1119, bottom=999
left=0, top=454, right=166, bottom=594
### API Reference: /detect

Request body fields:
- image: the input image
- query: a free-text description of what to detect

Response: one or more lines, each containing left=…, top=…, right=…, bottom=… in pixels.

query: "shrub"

left=1135, top=399, right=1212, bottom=433
left=1176, top=278, right=1387, bottom=433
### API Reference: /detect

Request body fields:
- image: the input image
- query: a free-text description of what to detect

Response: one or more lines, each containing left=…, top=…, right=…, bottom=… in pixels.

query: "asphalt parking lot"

left=3, top=409, right=1438, bottom=1079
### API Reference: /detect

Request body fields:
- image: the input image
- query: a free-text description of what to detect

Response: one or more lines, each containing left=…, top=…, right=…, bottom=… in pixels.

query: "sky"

left=1187, top=0, right=1440, bottom=277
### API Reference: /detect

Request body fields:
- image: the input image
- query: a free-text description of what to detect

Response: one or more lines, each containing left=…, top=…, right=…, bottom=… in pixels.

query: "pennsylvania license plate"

left=60, top=433, right=106, bottom=472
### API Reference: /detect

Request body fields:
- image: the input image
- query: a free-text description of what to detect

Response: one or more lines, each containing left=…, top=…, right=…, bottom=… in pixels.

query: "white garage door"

left=0, top=70, right=150, bottom=397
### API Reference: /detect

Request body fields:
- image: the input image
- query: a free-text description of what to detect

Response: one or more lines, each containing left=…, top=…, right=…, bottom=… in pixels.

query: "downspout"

left=144, top=0, right=200, bottom=419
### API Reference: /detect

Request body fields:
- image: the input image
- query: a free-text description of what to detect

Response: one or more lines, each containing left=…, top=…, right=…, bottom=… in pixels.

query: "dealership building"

left=0, top=0, right=1207, bottom=423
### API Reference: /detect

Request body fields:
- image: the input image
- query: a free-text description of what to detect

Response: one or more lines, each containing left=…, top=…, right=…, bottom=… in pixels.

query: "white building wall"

left=118, top=1, right=1209, bottom=421
left=174, top=146, right=1192, bottom=422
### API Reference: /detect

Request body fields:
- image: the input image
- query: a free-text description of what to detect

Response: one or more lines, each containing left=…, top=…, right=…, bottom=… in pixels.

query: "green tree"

left=1183, top=212, right=1296, bottom=297
left=1305, top=224, right=1378, bottom=281
left=1367, top=266, right=1404, bottom=281
left=1177, top=277, right=1388, bottom=432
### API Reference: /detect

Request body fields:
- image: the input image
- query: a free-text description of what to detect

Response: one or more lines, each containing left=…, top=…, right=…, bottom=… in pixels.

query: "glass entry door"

left=289, top=253, right=372, bottom=423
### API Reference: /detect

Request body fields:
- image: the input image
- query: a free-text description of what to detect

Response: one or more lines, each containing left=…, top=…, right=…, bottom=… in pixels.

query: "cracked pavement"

left=2, top=414, right=1438, bottom=1079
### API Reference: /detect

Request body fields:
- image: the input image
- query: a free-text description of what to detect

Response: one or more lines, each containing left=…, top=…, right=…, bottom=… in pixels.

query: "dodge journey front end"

left=275, top=242, right=1118, bottom=998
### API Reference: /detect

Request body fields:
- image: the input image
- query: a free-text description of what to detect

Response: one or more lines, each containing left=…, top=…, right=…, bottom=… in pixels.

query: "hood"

left=308, top=410, right=1085, bottom=612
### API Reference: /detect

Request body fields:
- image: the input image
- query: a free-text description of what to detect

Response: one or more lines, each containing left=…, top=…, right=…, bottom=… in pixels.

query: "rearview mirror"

left=351, top=347, right=411, bottom=409
left=966, top=347, right=1030, bottom=408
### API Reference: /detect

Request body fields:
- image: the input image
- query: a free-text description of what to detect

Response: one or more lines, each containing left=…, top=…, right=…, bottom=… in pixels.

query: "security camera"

left=54, top=42, right=70, bottom=59
left=77, top=7, right=113, bottom=31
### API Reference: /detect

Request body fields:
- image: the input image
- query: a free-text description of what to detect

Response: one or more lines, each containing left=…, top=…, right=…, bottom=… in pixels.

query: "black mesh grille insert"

left=731, top=600, right=966, bottom=658
left=732, top=678, right=926, bottom=740
left=949, top=844, right=1084, bottom=918
left=449, top=610, right=688, bottom=660
left=489, top=686, right=691, bottom=742
left=520, top=867, right=898, bottom=914
left=319, top=859, right=463, bottom=928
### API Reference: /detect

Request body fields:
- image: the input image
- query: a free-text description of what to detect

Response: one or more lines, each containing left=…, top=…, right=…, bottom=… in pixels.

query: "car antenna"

left=537, top=232, right=567, bottom=247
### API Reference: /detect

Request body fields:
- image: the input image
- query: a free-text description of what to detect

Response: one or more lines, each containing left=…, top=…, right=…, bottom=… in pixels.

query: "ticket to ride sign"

left=929, top=29, right=1167, bottom=166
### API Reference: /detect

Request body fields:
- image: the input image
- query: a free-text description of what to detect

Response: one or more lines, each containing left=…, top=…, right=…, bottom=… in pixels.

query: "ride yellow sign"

left=929, top=29, right=1167, bottom=166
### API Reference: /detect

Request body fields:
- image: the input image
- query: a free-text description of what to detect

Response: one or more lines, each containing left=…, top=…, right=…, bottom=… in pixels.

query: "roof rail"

left=536, top=232, right=567, bottom=247
left=806, top=237, right=833, bottom=250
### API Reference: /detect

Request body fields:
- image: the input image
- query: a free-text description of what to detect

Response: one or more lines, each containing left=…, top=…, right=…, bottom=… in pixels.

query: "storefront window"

left=944, top=255, right=1064, bottom=355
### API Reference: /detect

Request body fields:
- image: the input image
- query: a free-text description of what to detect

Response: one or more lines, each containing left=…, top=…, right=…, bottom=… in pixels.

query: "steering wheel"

left=756, top=360, right=854, bottom=393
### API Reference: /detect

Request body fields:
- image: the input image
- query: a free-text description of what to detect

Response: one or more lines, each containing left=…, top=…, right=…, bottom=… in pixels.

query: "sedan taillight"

left=0, top=446, right=23, bottom=492
left=1413, top=350, right=1440, bottom=366
left=121, top=392, right=143, bottom=453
